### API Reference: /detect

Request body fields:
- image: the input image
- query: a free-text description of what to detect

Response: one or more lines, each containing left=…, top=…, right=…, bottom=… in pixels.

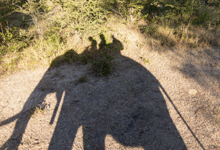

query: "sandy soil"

left=0, top=45, right=220, bottom=150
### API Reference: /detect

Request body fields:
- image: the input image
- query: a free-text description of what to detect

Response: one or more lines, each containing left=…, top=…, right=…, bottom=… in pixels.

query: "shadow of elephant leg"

left=83, top=125, right=106, bottom=150
left=48, top=106, right=80, bottom=150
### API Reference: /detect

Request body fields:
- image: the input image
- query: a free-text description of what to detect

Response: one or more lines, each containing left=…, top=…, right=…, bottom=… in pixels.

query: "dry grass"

left=139, top=22, right=220, bottom=48
left=0, top=0, right=220, bottom=77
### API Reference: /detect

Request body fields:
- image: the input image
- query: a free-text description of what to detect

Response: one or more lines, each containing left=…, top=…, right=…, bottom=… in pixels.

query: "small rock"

left=188, top=89, right=198, bottom=95
left=0, top=100, right=8, bottom=107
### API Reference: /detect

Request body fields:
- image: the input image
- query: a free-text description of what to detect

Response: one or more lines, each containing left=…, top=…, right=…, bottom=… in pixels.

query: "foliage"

left=48, top=0, right=108, bottom=34
left=0, top=24, right=29, bottom=55
left=92, top=54, right=114, bottom=76
left=141, top=57, right=151, bottom=64
left=78, top=74, right=88, bottom=83
left=107, top=0, right=146, bottom=22
left=0, top=0, right=219, bottom=75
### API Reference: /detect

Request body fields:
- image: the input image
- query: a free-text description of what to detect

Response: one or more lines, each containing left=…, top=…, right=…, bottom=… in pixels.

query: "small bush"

left=92, top=54, right=114, bottom=76
left=78, top=74, right=88, bottom=83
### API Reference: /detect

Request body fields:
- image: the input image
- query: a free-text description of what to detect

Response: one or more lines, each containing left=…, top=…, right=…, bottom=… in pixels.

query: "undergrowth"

left=0, top=0, right=219, bottom=76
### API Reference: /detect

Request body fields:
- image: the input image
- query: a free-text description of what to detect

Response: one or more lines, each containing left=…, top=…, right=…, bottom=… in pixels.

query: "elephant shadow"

left=0, top=34, right=187, bottom=150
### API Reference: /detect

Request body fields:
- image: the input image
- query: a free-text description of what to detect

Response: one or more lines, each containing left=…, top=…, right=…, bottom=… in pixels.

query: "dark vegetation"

left=0, top=0, right=219, bottom=75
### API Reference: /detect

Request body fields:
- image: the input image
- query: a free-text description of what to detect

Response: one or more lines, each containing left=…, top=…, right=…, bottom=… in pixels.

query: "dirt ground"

left=0, top=43, right=220, bottom=149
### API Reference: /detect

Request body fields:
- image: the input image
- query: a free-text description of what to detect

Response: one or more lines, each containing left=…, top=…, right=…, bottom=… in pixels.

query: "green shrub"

left=106, top=0, right=145, bottom=23
left=0, top=25, right=28, bottom=55
left=78, top=74, right=88, bottom=83
left=92, top=54, right=114, bottom=76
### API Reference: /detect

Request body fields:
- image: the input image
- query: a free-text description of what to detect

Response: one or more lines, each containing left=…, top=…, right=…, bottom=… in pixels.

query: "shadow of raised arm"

left=0, top=113, right=20, bottom=126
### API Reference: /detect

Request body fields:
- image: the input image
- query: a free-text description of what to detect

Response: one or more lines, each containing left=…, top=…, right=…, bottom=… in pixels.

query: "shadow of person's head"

left=97, top=34, right=124, bottom=55
left=88, top=36, right=98, bottom=51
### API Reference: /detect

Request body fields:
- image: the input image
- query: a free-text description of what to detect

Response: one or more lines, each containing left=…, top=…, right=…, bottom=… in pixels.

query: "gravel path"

left=0, top=46, right=219, bottom=150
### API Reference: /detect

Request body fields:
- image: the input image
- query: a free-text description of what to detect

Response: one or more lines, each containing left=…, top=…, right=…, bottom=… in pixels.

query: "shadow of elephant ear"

left=50, top=49, right=79, bottom=68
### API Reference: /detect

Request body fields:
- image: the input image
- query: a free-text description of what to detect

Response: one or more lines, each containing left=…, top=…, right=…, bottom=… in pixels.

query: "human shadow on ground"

left=0, top=34, right=187, bottom=150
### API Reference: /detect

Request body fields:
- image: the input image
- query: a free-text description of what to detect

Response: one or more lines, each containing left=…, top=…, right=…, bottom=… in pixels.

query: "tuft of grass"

left=78, top=74, right=88, bottom=83
left=141, top=57, right=151, bottom=64
left=79, top=55, right=88, bottom=64
left=92, top=54, right=114, bottom=76
left=30, top=106, right=45, bottom=117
